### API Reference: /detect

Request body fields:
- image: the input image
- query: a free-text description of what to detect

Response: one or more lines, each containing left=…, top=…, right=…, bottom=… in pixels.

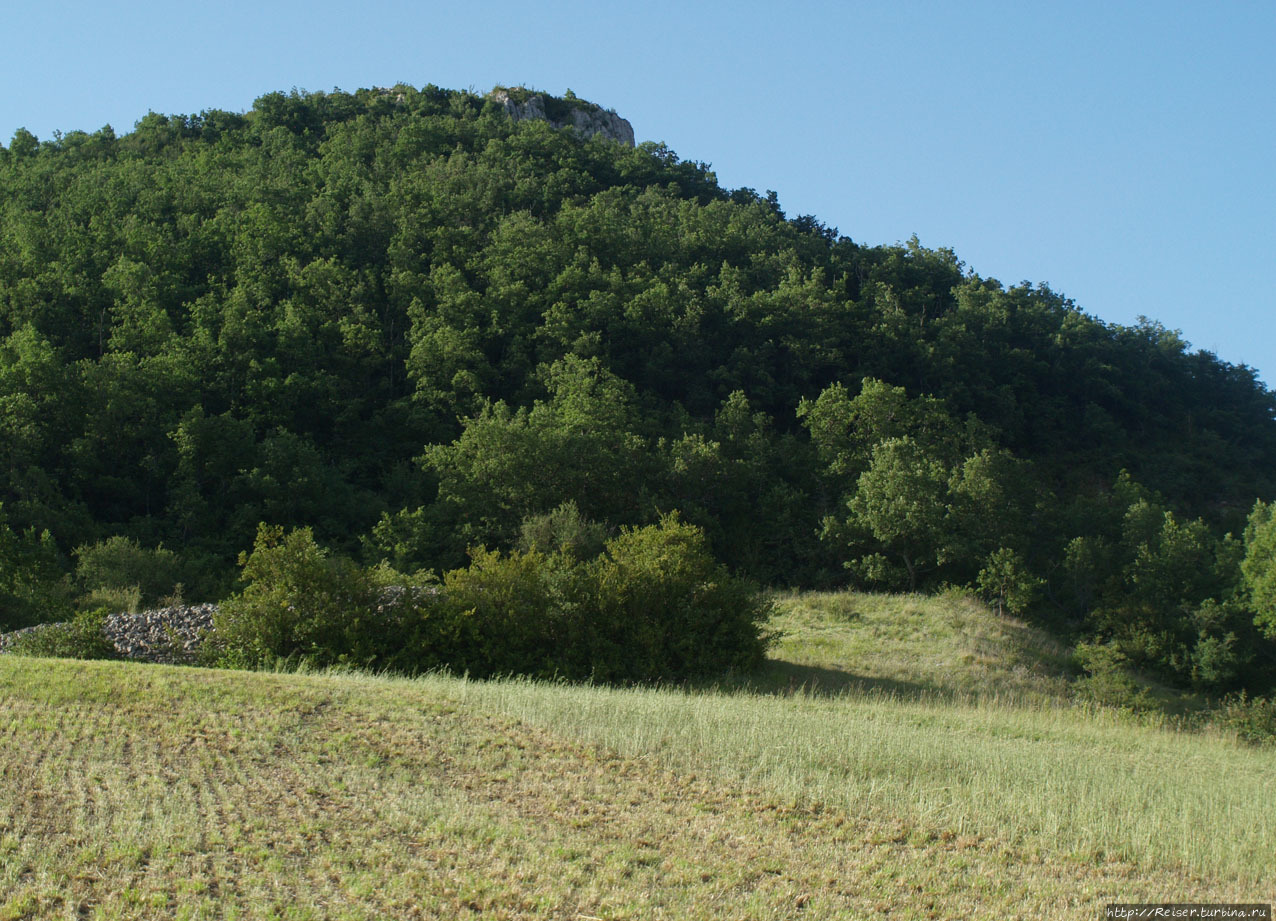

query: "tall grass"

left=423, top=673, right=1271, bottom=887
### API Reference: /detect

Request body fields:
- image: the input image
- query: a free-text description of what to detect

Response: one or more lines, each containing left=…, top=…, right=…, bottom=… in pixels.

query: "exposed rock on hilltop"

left=489, top=87, right=635, bottom=146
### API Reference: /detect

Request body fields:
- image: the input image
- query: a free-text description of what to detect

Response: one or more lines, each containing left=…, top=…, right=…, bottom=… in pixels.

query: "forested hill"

left=3, top=84, right=1276, bottom=691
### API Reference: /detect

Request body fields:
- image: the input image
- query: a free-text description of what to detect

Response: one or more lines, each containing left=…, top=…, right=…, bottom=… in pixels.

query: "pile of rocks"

left=0, top=587, right=437, bottom=664
left=103, top=603, right=218, bottom=663
left=0, top=622, right=53, bottom=654
left=0, top=603, right=219, bottom=664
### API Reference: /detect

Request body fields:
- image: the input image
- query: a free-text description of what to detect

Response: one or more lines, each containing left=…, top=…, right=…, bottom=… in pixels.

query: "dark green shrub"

left=434, top=515, right=773, bottom=682
left=74, top=536, right=182, bottom=610
left=212, top=518, right=772, bottom=682
left=1072, top=641, right=1153, bottom=712
left=0, top=511, right=73, bottom=631
left=208, top=525, right=391, bottom=670
left=1216, top=692, right=1276, bottom=745
left=579, top=515, right=774, bottom=682
left=436, top=547, right=581, bottom=677
left=6, top=608, right=119, bottom=660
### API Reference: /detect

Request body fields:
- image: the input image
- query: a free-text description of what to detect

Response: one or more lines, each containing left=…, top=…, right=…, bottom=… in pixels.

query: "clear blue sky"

left=5, top=1, right=1274, bottom=381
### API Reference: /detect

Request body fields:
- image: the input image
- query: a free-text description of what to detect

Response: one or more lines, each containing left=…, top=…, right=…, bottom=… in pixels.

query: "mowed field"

left=1, top=592, right=1272, bottom=920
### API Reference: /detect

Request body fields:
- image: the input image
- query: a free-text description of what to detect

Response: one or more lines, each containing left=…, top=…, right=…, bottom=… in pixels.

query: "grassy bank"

left=756, top=590, right=1075, bottom=702
left=1, top=592, right=1271, bottom=919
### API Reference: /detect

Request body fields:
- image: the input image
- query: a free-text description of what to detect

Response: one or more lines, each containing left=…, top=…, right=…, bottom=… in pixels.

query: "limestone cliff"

left=488, top=88, right=635, bottom=146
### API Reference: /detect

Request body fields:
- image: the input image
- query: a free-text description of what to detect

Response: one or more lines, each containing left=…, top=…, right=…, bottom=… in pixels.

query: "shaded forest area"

left=3, top=84, right=1276, bottom=692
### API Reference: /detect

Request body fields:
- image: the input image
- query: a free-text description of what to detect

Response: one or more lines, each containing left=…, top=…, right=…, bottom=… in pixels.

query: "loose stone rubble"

left=0, top=603, right=218, bottom=664
left=0, top=588, right=436, bottom=663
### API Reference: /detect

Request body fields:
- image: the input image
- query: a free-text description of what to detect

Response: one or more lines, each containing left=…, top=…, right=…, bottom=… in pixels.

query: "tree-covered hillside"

left=3, top=84, right=1275, bottom=691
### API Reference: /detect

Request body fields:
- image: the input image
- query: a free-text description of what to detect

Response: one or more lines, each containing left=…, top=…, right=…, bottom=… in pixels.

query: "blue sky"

left=4, top=1, right=1274, bottom=381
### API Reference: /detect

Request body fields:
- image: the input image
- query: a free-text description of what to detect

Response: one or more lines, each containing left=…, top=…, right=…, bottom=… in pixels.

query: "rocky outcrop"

left=489, top=88, right=635, bottom=146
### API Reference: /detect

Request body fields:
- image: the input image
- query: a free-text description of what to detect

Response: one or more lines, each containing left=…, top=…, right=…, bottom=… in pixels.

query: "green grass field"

left=1, top=592, right=1271, bottom=919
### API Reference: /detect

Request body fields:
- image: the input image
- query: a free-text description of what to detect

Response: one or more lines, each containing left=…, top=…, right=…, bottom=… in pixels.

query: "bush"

left=212, top=518, right=773, bottom=683
left=436, top=547, right=581, bottom=677
left=6, top=608, right=119, bottom=660
left=1072, top=640, right=1153, bottom=712
left=517, top=501, right=609, bottom=561
left=435, top=515, right=774, bottom=682
left=78, top=584, right=143, bottom=616
left=208, top=525, right=393, bottom=670
left=580, top=515, right=774, bottom=681
left=976, top=547, right=1041, bottom=615
left=74, top=536, right=182, bottom=610
left=0, top=512, right=73, bottom=631
left=1215, top=692, right=1276, bottom=745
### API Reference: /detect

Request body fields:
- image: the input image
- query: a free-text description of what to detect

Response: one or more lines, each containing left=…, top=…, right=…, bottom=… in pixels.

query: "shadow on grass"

left=714, top=659, right=951, bottom=702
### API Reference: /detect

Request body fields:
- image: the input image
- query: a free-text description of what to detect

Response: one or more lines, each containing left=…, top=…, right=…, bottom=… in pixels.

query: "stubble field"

left=1, top=592, right=1271, bottom=919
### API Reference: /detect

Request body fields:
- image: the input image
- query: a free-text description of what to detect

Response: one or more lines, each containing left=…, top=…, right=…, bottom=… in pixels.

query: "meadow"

left=1, top=591, right=1271, bottom=920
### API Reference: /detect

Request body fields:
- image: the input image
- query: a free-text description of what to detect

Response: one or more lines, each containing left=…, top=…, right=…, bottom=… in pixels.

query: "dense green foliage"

left=3, top=84, right=1276, bottom=689
left=72, top=535, right=184, bottom=611
left=211, top=517, right=771, bottom=681
left=4, top=608, right=118, bottom=660
left=207, top=524, right=413, bottom=671
left=1241, top=501, right=1276, bottom=640
left=435, top=514, right=772, bottom=681
left=0, top=504, right=71, bottom=630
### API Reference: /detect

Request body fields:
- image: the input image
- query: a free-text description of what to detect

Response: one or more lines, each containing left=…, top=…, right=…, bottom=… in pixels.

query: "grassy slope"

left=754, top=591, right=1075, bottom=702
left=0, top=593, right=1271, bottom=920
